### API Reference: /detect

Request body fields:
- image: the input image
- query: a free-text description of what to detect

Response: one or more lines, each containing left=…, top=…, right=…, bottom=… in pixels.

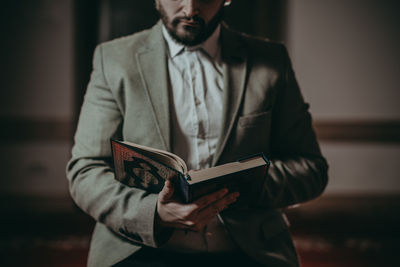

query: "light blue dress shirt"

left=161, top=25, right=237, bottom=253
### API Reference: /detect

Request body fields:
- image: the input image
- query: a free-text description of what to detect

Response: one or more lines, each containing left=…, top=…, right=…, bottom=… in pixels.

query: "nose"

left=182, top=0, right=199, bottom=17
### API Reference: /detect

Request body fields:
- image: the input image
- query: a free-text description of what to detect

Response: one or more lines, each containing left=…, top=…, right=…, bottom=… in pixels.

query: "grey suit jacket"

left=67, top=21, right=328, bottom=267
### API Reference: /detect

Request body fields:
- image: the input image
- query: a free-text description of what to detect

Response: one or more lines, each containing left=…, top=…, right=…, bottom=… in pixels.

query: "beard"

left=157, top=3, right=224, bottom=46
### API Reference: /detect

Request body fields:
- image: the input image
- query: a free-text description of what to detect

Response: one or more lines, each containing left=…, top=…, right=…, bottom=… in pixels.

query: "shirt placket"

left=192, top=51, right=212, bottom=170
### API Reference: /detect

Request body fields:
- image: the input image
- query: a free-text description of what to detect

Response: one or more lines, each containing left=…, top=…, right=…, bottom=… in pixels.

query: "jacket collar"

left=136, top=21, right=171, bottom=151
left=213, top=24, right=248, bottom=165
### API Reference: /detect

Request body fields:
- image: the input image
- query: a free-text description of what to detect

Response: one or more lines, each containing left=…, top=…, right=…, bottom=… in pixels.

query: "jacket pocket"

left=238, top=111, right=271, bottom=128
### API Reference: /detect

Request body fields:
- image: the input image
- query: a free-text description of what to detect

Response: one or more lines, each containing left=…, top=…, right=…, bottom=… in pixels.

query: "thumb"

left=159, top=180, right=174, bottom=202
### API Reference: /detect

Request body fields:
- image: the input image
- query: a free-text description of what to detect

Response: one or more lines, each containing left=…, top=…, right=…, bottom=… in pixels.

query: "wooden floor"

left=0, top=195, right=399, bottom=267
left=1, top=234, right=397, bottom=267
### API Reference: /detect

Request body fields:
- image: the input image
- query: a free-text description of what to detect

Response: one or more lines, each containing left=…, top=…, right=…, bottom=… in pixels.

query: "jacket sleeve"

left=66, top=45, right=165, bottom=247
left=259, top=45, right=329, bottom=208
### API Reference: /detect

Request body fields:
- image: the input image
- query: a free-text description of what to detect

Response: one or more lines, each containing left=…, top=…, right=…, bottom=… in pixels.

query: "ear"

left=224, top=0, right=232, bottom=7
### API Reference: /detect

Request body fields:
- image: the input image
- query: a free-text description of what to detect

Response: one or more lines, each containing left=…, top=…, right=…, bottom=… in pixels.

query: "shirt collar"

left=162, top=24, right=221, bottom=59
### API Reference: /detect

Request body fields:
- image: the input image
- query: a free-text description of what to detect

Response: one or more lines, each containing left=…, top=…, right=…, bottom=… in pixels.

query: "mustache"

left=172, top=15, right=206, bottom=26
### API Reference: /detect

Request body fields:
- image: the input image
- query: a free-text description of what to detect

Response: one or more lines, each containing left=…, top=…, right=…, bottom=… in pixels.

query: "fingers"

left=185, top=191, right=240, bottom=232
left=198, top=191, right=240, bottom=220
left=158, top=180, right=175, bottom=202
left=157, top=186, right=240, bottom=232
left=190, top=188, right=229, bottom=210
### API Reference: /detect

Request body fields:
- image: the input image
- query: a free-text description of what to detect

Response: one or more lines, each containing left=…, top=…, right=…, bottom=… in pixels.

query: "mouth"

left=180, top=20, right=201, bottom=28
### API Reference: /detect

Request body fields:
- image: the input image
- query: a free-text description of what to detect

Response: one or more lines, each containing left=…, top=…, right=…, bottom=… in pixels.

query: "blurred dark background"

left=1, top=0, right=400, bottom=266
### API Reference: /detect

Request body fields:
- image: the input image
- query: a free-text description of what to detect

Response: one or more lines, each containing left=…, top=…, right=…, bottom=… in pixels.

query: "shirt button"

left=195, top=98, right=202, bottom=106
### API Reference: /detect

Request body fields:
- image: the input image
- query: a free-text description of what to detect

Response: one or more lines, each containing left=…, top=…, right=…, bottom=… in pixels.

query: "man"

left=66, top=0, right=328, bottom=266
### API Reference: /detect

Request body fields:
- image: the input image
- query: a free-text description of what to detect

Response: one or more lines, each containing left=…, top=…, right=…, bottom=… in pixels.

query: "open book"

left=111, top=139, right=270, bottom=203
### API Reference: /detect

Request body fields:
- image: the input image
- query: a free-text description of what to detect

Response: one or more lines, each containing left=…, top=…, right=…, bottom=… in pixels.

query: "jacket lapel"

left=213, top=25, right=248, bottom=166
left=136, top=23, right=171, bottom=151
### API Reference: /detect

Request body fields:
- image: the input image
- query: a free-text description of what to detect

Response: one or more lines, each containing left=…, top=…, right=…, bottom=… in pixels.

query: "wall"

left=285, top=0, right=400, bottom=194
left=0, top=0, right=74, bottom=198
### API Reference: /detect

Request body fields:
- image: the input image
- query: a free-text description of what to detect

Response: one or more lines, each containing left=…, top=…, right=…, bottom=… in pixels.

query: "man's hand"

left=156, top=180, right=239, bottom=232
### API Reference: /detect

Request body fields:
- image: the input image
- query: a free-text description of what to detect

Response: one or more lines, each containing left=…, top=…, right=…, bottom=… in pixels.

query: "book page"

left=188, top=157, right=266, bottom=183
left=121, top=140, right=187, bottom=173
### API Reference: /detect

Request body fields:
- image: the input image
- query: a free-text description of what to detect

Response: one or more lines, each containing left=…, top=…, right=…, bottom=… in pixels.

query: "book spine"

left=178, top=174, right=191, bottom=203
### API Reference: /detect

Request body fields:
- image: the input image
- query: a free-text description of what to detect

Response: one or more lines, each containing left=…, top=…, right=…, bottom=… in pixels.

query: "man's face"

left=155, top=0, right=226, bottom=46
